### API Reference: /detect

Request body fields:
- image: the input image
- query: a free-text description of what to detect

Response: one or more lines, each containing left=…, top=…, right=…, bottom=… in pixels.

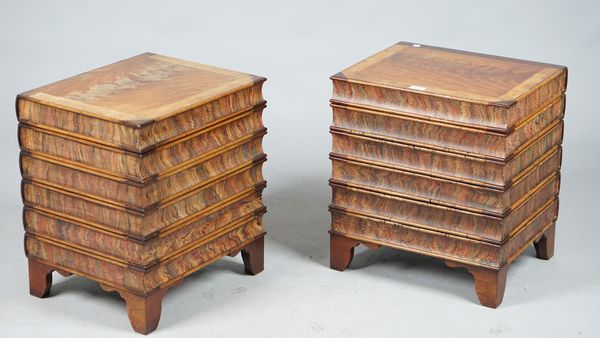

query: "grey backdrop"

left=1, top=1, right=599, bottom=337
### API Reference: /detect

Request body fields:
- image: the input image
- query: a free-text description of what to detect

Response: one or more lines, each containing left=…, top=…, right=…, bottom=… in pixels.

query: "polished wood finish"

left=331, top=42, right=567, bottom=131
left=331, top=120, right=563, bottom=188
left=24, top=199, right=265, bottom=268
left=330, top=232, right=360, bottom=271
left=331, top=95, right=565, bottom=161
left=331, top=146, right=561, bottom=218
left=330, top=204, right=558, bottom=269
left=445, top=261, right=509, bottom=308
left=17, top=53, right=265, bottom=151
left=329, top=232, right=380, bottom=271
left=240, top=236, right=265, bottom=275
left=329, top=42, right=566, bottom=308
left=101, top=284, right=167, bottom=335
left=28, top=259, right=71, bottom=298
left=18, top=54, right=267, bottom=333
left=331, top=174, right=559, bottom=243
left=25, top=233, right=265, bottom=333
left=534, top=223, right=555, bottom=260
left=18, top=107, right=265, bottom=183
left=20, top=135, right=265, bottom=211
left=21, top=163, right=265, bottom=240
left=27, top=233, right=263, bottom=335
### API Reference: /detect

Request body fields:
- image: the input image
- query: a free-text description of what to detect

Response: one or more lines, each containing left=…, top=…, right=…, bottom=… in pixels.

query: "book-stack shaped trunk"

left=17, top=53, right=268, bottom=334
left=328, top=42, right=567, bottom=308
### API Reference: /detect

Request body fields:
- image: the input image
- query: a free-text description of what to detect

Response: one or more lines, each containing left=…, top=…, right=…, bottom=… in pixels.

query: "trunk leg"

left=241, top=236, right=264, bottom=275
left=534, top=224, right=555, bottom=260
left=330, top=233, right=361, bottom=271
left=28, top=259, right=54, bottom=298
left=101, top=284, right=167, bottom=335
left=446, top=261, right=509, bottom=308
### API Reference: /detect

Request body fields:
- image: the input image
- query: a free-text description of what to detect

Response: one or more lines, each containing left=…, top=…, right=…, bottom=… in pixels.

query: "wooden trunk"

left=329, top=42, right=566, bottom=308
left=17, top=53, right=268, bottom=334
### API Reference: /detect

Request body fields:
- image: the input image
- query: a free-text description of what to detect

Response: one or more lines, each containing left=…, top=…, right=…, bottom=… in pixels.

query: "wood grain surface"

left=331, top=120, right=563, bottom=188
left=331, top=43, right=566, bottom=131
left=17, top=53, right=265, bottom=124
left=330, top=198, right=558, bottom=269
left=21, top=135, right=265, bottom=211
left=18, top=83, right=264, bottom=153
left=18, top=54, right=269, bottom=333
left=329, top=43, right=566, bottom=307
left=331, top=95, right=564, bottom=161
left=24, top=195, right=265, bottom=268
left=331, top=172, right=559, bottom=243
left=22, top=162, right=265, bottom=240
left=333, top=42, right=564, bottom=104
left=25, top=218, right=265, bottom=294
left=19, top=106, right=265, bottom=183
left=331, top=147, right=561, bottom=216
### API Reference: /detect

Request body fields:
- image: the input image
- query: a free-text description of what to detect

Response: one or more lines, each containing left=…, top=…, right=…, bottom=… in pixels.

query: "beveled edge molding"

left=19, top=128, right=266, bottom=187
left=17, top=101, right=266, bottom=155
left=329, top=145, right=561, bottom=205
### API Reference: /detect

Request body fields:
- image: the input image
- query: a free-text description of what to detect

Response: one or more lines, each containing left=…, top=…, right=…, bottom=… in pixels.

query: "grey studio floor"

left=1, top=1, right=599, bottom=337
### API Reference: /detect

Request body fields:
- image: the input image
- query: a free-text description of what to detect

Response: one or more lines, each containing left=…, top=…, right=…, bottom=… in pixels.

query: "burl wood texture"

left=329, top=42, right=566, bottom=307
left=19, top=54, right=269, bottom=333
left=331, top=42, right=567, bottom=131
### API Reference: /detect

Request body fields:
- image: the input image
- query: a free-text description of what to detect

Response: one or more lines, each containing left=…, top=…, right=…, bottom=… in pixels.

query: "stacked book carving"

left=17, top=53, right=267, bottom=334
left=328, top=42, right=566, bottom=308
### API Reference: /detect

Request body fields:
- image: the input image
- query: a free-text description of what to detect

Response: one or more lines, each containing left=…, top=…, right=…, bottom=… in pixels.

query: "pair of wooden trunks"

left=17, top=53, right=268, bottom=334
left=329, top=42, right=566, bottom=308
left=17, top=43, right=567, bottom=334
